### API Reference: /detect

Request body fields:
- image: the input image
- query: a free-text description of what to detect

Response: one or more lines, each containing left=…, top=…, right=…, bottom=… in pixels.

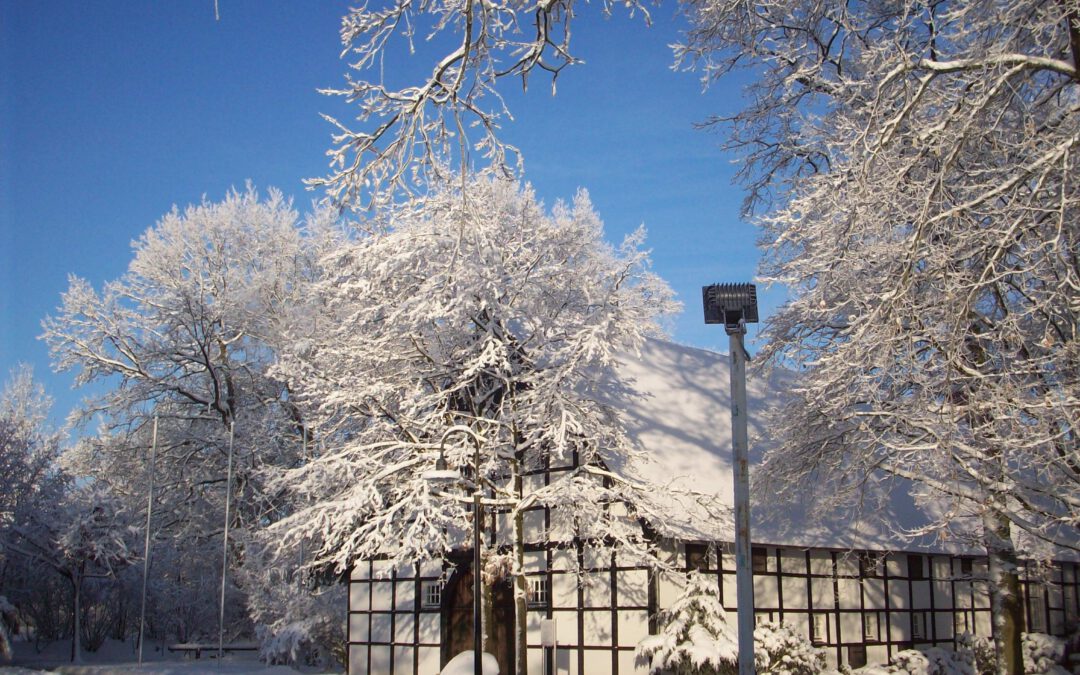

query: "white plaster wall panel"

left=972, top=582, right=991, bottom=608
left=350, top=613, right=370, bottom=643
left=935, top=612, right=954, bottom=640
left=584, top=547, right=610, bottom=569
left=840, top=611, right=862, bottom=641
left=862, top=579, right=886, bottom=609
left=618, top=569, right=649, bottom=607
left=911, top=580, right=931, bottom=608
left=837, top=579, right=861, bottom=609
left=932, top=557, right=950, bottom=580
left=419, top=560, right=442, bottom=577
left=496, top=512, right=512, bottom=544
left=954, top=582, right=971, bottom=608
left=933, top=580, right=952, bottom=607
left=349, top=645, right=368, bottom=674
left=418, top=612, right=440, bottom=643
left=372, top=580, right=395, bottom=611
left=351, top=582, right=371, bottom=610
left=722, top=550, right=736, bottom=571
left=418, top=647, right=440, bottom=675
left=373, top=560, right=394, bottom=578
left=396, top=580, right=415, bottom=611
left=616, top=547, right=647, bottom=567
left=525, top=610, right=542, bottom=644
left=836, top=555, right=859, bottom=577
left=1064, top=565, right=1075, bottom=583
left=394, top=645, right=414, bottom=673
left=974, top=609, right=992, bottom=635
left=395, top=612, right=415, bottom=644
left=553, top=571, right=578, bottom=608
left=524, top=473, right=545, bottom=493
left=371, top=613, right=393, bottom=643
left=659, top=541, right=679, bottom=567
left=786, top=612, right=810, bottom=638
left=886, top=555, right=903, bottom=578
left=809, top=551, right=832, bottom=576
left=527, top=647, right=545, bottom=675
left=353, top=561, right=372, bottom=580
left=888, top=612, right=910, bottom=641
left=973, top=560, right=989, bottom=578
left=370, top=645, right=392, bottom=673
left=553, top=610, right=579, bottom=646
left=889, top=580, right=910, bottom=609
left=619, top=648, right=649, bottom=674
left=584, top=649, right=611, bottom=674
left=583, top=609, right=614, bottom=646
left=523, top=509, right=546, bottom=540
left=867, top=645, right=889, bottom=666
left=781, top=549, right=805, bottom=575
left=659, top=573, right=687, bottom=608
left=810, top=577, right=833, bottom=609
left=552, top=550, right=575, bottom=571
left=754, top=575, right=779, bottom=607
left=524, top=550, right=545, bottom=572
left=782, top=575, right=808, bottom=607
left=617, top=609, right=649, bottom=647
left=555, top=646, right=576, bottom=675
left=395, top=562, right=416, bottom=578
left=721, top=575, right=737, bottom=609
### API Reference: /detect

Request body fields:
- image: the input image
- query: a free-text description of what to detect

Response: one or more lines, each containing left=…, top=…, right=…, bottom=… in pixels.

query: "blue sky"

left=1, top=1, right=780, bottom=424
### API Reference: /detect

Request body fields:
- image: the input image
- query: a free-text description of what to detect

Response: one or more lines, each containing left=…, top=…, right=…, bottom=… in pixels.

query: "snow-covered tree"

left=6, top=485, right=136, bottom=662
left=0, top=366, right=62, bottom=536
left=636, top=572, right=739, bottom=675
left=42, top=186, right=327, bottom=642
left=312, top=2, right=1078, bottom=672
left=694, top=5, right=1080, bottom=674
left=636, top=572, right=826, bottom=675
left=266, top=175, right=708, bottom=673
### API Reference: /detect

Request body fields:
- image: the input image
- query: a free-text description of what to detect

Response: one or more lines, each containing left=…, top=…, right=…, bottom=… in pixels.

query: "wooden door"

left=442, top=563, right=515, bottom=675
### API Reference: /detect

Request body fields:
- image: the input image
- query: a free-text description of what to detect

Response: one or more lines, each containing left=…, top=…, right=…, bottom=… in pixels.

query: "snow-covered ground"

left=2, top=639, right=338, bottom=674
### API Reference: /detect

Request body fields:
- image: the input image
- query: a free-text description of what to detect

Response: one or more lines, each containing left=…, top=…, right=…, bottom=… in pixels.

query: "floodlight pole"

left=138, top=416, right=158, bottom=666
left=728, top=319, right=755, bottom=675
left=703, top=283, right=758, bottom=675
left=218, top=420, right=235, bottom=665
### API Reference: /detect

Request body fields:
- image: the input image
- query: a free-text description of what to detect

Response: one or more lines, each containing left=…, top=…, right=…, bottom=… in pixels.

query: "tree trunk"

left=983, top=509, right=1024, bottom=675
left=512, top=455, right=528, bottom=675
left=70, top=569, right=82, bottom=664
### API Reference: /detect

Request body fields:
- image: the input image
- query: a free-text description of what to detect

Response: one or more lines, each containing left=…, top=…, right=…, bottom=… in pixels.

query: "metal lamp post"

left=703, top=283, right=759, bottom=675
left=424, top=426, right=485, bottom=675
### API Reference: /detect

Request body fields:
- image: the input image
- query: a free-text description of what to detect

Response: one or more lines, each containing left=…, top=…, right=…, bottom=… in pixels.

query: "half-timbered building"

left=347, top=339, right=1079, bottom=674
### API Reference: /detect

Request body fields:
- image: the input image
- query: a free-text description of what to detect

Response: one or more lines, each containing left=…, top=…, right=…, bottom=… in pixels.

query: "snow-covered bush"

left=1022, top=633, right=1069, bottom=675
left=884, top=647, right=975, bottom=675
left=753, top=621, right=826, bottom=675
left=955, top=633, right=994, bottom=675
left=636, top=572, right=738, bottom=674
left=636, top=573, right=826, bottom=675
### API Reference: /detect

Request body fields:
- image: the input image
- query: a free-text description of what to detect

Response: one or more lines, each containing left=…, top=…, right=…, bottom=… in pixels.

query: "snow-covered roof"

left=607, top=338, right=982, bottom=555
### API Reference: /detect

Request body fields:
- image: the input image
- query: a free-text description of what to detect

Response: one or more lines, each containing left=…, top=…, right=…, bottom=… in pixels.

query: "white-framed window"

left=911, top=612, right=926, bottom=640
left=1029, top=595, right=1047, bottom=633
left=421, top=580, right=443, bottom=609
left=528, top=576, right=549, bottom=607
left=811, top=613, right=827, bottom=645
left=863, top=612, right=879, bottom=641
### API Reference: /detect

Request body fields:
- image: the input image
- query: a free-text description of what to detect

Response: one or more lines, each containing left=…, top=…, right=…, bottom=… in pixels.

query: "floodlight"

left=702, top=283, right=759, bottom=334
